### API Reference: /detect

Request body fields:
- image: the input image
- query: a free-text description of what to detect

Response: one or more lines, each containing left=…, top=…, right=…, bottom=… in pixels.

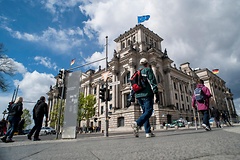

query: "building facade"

left=47, top=24, right=237, bottom=132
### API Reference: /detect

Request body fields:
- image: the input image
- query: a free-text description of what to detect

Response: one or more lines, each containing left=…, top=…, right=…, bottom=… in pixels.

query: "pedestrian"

left=27, top=96, right=48, bottom=141
left=192, top=79, right=212, bottom=131
left=1, top=97, right=23, bottom=143
left=131, top=58, right=160, bottom=138
left=211, top=107, right=221, bottom=128
left=221, top=111, right=232, bottom=127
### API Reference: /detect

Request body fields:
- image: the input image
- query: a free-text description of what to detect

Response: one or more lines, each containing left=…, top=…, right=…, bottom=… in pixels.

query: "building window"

left=109, top=93, right=112, bottom=101
left=109, top=104, right=112, bottom=110
left=181, top=95, right=183, bottom=101
left=186, top=96, right=189, bottom=102
left=117, top=117, right=124, bottom=127
left=174, top=82, right=177, bottom=90
left=123, top=72, right=130, bottom=84
left=122, top=42, right=125, bottom=49
left=93, top=87, right=97, bottom=94
left=176, top=103, right=179, bottom=110
left=180, top=84, right=182, bottom=92
left=175, top=93, right=178, bottom=100
left=125, top=93, right=130, bottom=107
left=182, top=104, right=185, bottom=110
left=157, top=75, right=161, bottom=83
left=101, top=106, right=104, bottom=114
left=127, top=39, right=131, bottom=46
left=133, top=36, right=136, bottom=43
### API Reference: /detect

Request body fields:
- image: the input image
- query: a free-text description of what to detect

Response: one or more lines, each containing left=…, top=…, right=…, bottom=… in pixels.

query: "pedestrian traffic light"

left=99, top=88, right=106, bottom=102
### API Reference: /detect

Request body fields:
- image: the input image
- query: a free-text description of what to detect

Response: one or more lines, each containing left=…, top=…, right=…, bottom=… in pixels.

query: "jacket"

left=7, top=102, right=23, bottom=118
left=135, top=67, right=158, bottom=99
left=192, top=84, right=212, bottom=111
left=33, top=100, right=48, bottom=120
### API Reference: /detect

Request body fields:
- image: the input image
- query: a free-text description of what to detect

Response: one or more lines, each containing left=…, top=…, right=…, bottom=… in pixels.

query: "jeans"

left=136, top=97, right=154, bottom=133
left=5, top=116, right=20, bottom=139
left=200, top=110, right=210, bottom=127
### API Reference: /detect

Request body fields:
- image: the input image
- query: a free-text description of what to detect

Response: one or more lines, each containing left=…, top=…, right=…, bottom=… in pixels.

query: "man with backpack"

left=192, top=79, right=212, bottom=131
left=1, top=97, right=23, bottom=143
left=131, top=58, right=159, bottom=138
left=27, top=96, right=48, bottom=141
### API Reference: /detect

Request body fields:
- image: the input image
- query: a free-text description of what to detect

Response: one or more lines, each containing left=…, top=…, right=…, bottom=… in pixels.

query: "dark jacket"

left=192, top=84, right=212, bottom=111
left=33, top=100, right=48, bottom=120
left=8, top=102, right=23, bottom=118
left=135, top=67, right=158, bottom=99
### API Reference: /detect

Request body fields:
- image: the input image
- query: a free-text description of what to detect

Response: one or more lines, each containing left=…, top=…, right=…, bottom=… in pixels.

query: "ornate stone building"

left=47, top=24, right=237, bottom=132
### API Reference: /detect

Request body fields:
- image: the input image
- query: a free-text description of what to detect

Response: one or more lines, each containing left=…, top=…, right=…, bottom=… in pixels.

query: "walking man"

left=28, top=96, right=48, bottom=141
left=1, top=97, right=23, bottom=142
left=131, top=58, right=159, bottom=138
left=192, top=79, right=212, bottom=131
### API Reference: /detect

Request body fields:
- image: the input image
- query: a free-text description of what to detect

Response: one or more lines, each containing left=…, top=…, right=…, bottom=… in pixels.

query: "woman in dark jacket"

left=1, top=97, right=23, bottom=143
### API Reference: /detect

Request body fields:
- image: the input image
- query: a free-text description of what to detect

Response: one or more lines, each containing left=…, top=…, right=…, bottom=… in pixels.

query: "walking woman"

left=1, top=97, right=23, bottom=143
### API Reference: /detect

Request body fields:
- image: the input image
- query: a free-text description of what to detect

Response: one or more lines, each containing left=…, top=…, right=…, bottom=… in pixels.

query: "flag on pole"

left=138, top=15, right=150, bottom=23
left=212, top=69, right=219, bottom=74
left=70, top=58, right=75, bottom=66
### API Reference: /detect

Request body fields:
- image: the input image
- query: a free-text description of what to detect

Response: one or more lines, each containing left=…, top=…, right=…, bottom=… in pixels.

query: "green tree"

left=78, top=93, right=96, bottom=122
left=0, top=43, right=17, bottom=92
left=21, top=108, right=32, bottom=129
left=50, top=99, right=65, bottom=128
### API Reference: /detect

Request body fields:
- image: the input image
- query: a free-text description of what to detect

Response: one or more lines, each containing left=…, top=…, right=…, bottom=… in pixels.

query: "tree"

left=78, top=93, right=96, bottom=122
left=0, top=43, right=17, bottom=92
left=50, top=99, right=65, bottom=128
left=21, top=108, right=32, bottom=129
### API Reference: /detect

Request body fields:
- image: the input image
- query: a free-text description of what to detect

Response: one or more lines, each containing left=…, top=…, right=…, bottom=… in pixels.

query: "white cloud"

left=4, top=27, right=84, bottom=53
left=34, top=56, right=58, bottom=70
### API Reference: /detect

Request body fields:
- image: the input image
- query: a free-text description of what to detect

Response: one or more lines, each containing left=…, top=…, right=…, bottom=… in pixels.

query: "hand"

left=155, top=93, right=160, bottom=103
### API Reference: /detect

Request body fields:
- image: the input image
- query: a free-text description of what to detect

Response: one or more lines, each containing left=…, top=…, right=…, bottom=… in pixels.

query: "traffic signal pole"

left=105, top=36, right=109, bottom=137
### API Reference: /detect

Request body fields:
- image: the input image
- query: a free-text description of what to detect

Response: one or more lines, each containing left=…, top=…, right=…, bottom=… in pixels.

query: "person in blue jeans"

left=192, top=79, right=212, bottom=131
left=1, top=97, right=23, bottom=143
left=131, top=58, right=159, bottom=138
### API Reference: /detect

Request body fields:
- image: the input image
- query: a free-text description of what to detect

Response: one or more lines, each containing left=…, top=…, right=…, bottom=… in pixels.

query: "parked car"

left=171, top=120, right=185, bottom=127
left=209, top=118, right=214, bottom=126
left=40, top=127, right=56, bottom=135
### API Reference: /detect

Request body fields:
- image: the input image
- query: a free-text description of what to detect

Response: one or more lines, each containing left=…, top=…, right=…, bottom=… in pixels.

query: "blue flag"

left=138, top=15, right=150, bottom=23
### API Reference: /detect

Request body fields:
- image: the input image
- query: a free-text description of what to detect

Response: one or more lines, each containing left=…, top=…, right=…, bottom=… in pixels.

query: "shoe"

left=131, top=122, right=139, bottom=137
left=5, top=138, right=14, bottom=143
left=146, top=133, right=155, bottom=138
left=27, top=134, right=32, bottom=140
left=201, top=124, right=207, bottom=129
left=1, top=137, right=6, bottom=142
left=205, top=126, right=211, bottom=131
left=33, top=138, right=41, bottom=141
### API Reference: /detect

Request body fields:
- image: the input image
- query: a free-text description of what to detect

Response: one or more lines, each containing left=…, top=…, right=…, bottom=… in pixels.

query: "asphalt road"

left=0, top=125, right=240, bottom=160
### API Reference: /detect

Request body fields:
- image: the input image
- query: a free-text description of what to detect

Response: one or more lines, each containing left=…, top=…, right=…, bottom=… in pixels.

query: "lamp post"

left=2, top=109, right=7, bottom=119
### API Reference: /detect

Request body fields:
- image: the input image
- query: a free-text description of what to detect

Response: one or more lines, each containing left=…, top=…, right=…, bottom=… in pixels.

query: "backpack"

left=194, top=87, right=205, bottom=102
left=130, top=69, right=145, bottom=93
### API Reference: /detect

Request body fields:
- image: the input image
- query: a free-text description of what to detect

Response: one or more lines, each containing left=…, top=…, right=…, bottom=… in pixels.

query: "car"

left=171, top=120, right=185, bottom=127
left=209, top=118, right=214, bottom=126
left=40, top=127, right=56, bottom=135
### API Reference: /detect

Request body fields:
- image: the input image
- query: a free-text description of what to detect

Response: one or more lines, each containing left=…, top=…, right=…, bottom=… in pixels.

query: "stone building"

left=47, top=24, right=237, bottom=132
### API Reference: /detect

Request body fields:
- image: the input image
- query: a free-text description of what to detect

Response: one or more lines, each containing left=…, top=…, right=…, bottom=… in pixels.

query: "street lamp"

left=2, top=109, right=8, bottom=119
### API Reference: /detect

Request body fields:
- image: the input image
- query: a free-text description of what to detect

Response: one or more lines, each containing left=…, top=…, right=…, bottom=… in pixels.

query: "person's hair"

left=40, top=96, right=45, bottom=101
left=14, top=97, right=23, bottom=103
left=198, top=79, right=204, bottom=84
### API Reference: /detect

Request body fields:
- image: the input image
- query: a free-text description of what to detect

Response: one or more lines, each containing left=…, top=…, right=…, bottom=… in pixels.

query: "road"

left=0, top=125, right=240, bottom=160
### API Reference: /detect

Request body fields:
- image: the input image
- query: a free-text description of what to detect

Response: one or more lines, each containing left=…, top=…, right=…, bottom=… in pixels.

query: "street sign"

left=108, top=81, right=120, bottom=86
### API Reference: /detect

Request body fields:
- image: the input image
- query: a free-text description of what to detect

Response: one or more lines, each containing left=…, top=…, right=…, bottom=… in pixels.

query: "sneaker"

left=205, top=126, right=211, bottom=131
left=1, top=137, right=6, bottom=142
left=146, top=133, right=155, bottom=138
left=201, top=124, right=207, bottom=129
left=27, top=134, right=32, bottom=140
left=131, top=122, right=139, bottom=137
left=5, top=138, right=14, bottom=143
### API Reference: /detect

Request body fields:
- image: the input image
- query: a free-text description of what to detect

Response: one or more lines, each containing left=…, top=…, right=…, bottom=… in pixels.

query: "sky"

left=0, top=0, right=240, bottom=118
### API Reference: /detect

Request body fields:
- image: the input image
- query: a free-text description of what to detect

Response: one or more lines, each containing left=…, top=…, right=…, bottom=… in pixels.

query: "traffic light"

left=106, top=89, right=110, bottom=101
left=58, top=69, right=64, bottom=79
left=99, top=88, right=106, bottom=102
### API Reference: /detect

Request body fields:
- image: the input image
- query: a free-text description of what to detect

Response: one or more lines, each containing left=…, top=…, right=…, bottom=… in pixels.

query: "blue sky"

left=0, top=0, right=240, bottom=116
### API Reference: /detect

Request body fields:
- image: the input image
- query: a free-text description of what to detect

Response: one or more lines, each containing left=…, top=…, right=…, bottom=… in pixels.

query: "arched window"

left=127, top=39, right=131, bottom=46
left=117, top=117, right=124, bottom=127
left=122, top=42, right=125, bottom=49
